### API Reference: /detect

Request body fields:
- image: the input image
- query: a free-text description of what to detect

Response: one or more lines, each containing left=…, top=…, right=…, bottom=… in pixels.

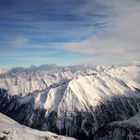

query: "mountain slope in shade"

left=93, top=112, right=140, bottom=139
left=0, top=65, right=140, bottom=139
left=0, top=113, right=76, bottom=140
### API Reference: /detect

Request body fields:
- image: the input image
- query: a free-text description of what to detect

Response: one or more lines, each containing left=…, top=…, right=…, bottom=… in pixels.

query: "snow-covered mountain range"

left=0, top=64, right=140, bottom=139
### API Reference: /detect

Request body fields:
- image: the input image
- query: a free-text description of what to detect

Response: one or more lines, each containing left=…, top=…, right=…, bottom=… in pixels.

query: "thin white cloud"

left=10, top=36, right=29, bottom=46
left=2, top=0, right=140, bottom=66
left=56, top=0, right=140, bottom=65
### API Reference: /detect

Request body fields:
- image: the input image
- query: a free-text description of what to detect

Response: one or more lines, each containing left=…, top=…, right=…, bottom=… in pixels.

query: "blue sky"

left=0, top=0, right=140, bottom=68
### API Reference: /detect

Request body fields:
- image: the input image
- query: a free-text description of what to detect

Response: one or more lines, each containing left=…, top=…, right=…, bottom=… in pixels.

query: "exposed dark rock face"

left=93, top=122, right=140, bottom=140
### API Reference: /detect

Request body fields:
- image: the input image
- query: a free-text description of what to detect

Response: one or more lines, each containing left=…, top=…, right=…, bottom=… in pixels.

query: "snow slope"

left=0, top=113, right=76, bottom=140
